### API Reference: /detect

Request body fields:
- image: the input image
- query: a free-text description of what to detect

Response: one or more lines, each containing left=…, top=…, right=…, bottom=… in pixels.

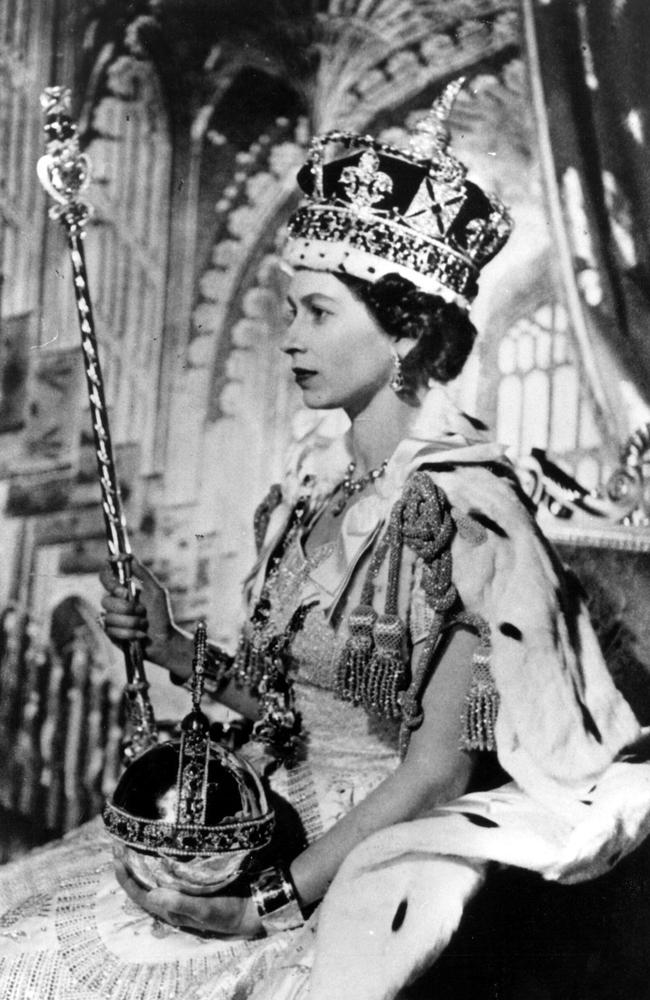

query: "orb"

left=103, top=713, right=274, bottom=895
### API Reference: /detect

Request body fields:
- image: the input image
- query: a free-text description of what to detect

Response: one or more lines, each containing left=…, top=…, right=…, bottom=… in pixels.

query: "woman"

left=98, top=81, right=514, bottom=957
left=1, top=83, right=649, bottom=1000
left=101, top=266, right=499, bottom=939
left=98, top=85, right=650, bottom=1000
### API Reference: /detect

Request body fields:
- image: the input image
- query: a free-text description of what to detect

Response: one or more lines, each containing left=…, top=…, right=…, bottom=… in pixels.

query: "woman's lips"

left=293, top=368, right=317, bottom=386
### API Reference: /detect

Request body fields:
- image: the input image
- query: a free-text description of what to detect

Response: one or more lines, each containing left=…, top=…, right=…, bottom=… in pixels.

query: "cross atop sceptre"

left=37, top=87, right=92, bottom=232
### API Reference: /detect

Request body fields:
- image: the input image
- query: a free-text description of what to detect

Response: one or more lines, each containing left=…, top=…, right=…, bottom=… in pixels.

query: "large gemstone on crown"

left=103, top=711, right=274, bottom=895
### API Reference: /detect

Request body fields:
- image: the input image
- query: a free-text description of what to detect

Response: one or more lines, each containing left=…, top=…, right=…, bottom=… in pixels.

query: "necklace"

left=331, top=459, right=388, bottom=516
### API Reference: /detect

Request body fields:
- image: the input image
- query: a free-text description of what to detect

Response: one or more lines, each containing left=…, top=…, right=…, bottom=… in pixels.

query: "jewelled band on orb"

left=102, top=800, right=275, bottom=857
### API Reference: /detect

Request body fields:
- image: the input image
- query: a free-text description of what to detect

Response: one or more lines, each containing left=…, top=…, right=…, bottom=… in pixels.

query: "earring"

left=389, top=349, right=404, bottom=394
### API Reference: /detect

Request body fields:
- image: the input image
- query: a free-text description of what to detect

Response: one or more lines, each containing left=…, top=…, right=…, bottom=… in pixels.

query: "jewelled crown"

left=103, top=623, right=274, bottom=893
left=285, top=78, right=512, bottom=308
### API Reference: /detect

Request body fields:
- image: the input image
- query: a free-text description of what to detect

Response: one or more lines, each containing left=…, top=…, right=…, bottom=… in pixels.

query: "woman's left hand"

left=115, top=861, right=264, bottom=938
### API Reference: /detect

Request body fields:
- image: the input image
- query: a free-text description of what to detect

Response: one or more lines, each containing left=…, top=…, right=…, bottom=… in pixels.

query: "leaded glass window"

left=495, top=303, right=606, bottom=489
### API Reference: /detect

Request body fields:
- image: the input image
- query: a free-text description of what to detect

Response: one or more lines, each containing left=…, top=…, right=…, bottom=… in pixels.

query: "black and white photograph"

left=1, top=2, right=649, bottom=997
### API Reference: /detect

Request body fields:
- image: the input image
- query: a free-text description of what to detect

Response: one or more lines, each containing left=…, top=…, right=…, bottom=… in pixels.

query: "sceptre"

left=37, top=86, right=158, bottom=760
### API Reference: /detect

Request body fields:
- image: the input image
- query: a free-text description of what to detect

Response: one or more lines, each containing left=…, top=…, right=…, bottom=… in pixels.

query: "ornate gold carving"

left=517, top=433, right=650, bottom=552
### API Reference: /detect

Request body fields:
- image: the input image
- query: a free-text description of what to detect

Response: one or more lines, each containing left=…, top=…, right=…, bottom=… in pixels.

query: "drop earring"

left=389, top=349, right=404, bottom=394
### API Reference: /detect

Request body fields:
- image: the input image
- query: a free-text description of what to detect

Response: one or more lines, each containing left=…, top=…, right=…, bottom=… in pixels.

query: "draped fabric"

left=527, top=0, right=650, bottom=423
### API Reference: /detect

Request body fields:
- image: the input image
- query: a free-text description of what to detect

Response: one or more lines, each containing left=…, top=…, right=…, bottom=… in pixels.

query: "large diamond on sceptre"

left=103, top=622, right=274, bottom=894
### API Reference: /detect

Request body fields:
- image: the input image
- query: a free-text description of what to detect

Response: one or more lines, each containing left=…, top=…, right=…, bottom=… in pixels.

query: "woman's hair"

left=336, top=271, right=477, bottom=392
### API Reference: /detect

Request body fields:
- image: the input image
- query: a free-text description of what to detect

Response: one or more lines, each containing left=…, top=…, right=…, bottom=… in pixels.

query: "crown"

left=284, top=79, right=512, bottom=307
left=103, top=623, right=274, bottom=894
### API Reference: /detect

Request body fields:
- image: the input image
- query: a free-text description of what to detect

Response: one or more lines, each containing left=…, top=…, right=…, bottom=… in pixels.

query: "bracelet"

left=249, top=866, right=305, bottom=935
left=170, top=645, right=233, bottom=697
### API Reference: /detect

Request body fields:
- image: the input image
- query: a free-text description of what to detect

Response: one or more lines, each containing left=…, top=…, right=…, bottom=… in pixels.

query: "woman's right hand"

left=99, top=559, right=178, bottom=669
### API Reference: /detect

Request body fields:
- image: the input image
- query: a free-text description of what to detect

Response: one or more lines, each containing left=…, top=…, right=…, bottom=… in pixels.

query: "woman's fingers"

left=114, top=861, right=151, bottom=909
left=100, top=593, right=146, bottom=616
left=103, top=620, right=149, bottom=642
left=146, top=889, right=208, bottom=929
left=99, top=562, right=129, bottom=597
left=114, top=861, right=249, bottom=935
left=145, top=889, right=245, bottom=934
left=113, top=863, right=179, bottom=924
left=99, top=560, right=151, bottom=601
left=100, top=593, right=149, bottom=640
left=130, top=558, right=161, bottom=588
left=99, top=562, right=116, bottom=593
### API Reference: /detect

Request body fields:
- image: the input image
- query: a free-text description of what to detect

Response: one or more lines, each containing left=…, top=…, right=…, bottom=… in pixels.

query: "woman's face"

left=282, top=269, right=394, bottom=414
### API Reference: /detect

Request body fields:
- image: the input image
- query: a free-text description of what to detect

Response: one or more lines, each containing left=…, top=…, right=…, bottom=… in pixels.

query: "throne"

left=405, top=424, right=650, bottom=1000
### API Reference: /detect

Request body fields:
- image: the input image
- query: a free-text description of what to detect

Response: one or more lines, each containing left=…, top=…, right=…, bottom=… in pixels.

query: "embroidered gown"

left=1, top=388, right=650, bottom=1000
left=0, top=484, right=404, bottom=1000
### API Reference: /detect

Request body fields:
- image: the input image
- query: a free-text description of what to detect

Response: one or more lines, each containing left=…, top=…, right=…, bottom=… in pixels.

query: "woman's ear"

left=392, top=336, right=414, bottom=360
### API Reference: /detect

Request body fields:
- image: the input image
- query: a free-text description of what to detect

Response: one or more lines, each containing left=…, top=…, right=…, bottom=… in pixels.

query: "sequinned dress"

left=0, top=511, right=402, bottom=1000
left=2, top=388, right=650, bottom=1000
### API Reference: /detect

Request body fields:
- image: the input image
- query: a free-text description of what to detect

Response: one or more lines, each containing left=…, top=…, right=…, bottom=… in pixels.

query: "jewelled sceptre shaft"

left=37, top=86, right=157, bottom=760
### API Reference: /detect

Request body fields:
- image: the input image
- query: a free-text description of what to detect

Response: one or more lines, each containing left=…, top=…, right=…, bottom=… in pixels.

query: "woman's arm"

left=289, top=624, right=478, bottom=907
left=99, top=561, right=260, bottom=720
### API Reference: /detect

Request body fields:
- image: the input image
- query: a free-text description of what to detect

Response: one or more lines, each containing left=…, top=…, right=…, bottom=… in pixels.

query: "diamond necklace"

left=331, top=459, right=388, bottom=516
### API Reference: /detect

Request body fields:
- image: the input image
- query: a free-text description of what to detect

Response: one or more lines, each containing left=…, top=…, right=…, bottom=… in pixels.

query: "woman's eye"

left=310, top=305, right=329, bottom=323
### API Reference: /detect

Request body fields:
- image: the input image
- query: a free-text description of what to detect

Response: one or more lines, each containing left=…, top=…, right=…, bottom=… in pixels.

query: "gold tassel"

left=335, top=604, right=377, bottom=704
left=234, top=633, right=266, bottom=690
left=363, top=614, right=407, bottom=718
left=234, top=633, right=251, bottom=685
left=460, top=648, right=499, bottom=752
left=335, top=532, right=391, bottom=708
left=361, top=497, right=408, bottom=719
